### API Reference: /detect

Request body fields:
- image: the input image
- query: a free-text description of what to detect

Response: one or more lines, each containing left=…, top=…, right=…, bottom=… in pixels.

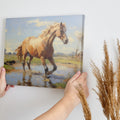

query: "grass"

left=4, top=64, right=14, bottom=72
left=4, top=54, right=81, bottom=65
left=4, top=54, right=18, bottom=62
left=4, top=54, right=43, bottom=64
left=4, top=54, right=81, bottom=89
left=52, top=82, right=66, bottom=88
left=4, top=54, right=82, bottom=73
left=55, top=56, right=81, bottom=65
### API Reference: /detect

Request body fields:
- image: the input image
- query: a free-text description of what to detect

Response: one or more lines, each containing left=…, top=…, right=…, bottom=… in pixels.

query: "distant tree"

left=8, top=52, right=12, bottom=55
left=4, top=49, right=6, bottom=54
left=13, top=52, right=16, bottom=55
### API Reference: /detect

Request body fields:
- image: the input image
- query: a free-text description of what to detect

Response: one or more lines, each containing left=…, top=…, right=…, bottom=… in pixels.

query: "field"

left=4, top=54, right=82, bottom=88
left=4, top=54, right=82, bottom=71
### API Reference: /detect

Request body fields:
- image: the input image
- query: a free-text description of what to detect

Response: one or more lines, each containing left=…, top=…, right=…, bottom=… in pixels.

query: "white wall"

left=0, top=0, right=120, bottom=120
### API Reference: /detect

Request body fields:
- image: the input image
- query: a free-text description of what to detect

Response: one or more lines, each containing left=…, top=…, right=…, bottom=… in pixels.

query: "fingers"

left=0, top=91, right=5, bottom=97
left=5, top=85, right=10, bottom=91
left=0, top=67, right=2, bottom=78
left=73, top=72, right=87, bottom=88
left=74, top=72, right=87, bottom=82
left=78, top=72, right=89, bottom=97
left=4, top=85, right=14, bottom=93
left=69, top=71, right=81, bottom=82
left=80, top=72, right=87, bottom=80
left=10, top=85, right=14, bottom=87
left=5, top=85, right=14, bottom=91
left=0, top=67, right=14, bottom=97
left=0, top=67, right=6, bottom=80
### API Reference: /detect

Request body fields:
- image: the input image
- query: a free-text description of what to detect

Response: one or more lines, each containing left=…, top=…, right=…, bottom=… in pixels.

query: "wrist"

left=62, top=95, right=80, bottom=109
left=56, top=96, right=76, bottom=117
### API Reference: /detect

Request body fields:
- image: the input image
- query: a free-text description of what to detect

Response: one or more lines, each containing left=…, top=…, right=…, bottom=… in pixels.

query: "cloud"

left=74, top=31, right=83, bottom=41
left=27, top=19, right=54, bottom=27
left=53, top=36, right=75, bottom=54
left=6, top=48, right=13, bottom=53
left=5, top=29, right=7, bottom=32
left=68, top=36, right=74, bottom=42
left=53, top=38, right=63, bottom=46
left=54, top=45, right=74, bottom=54
left=5, top=39, right=21, bottom=53
left=53, top=36, right=74, bottom=46
left=17, top=31, right=21, bottom=36
left=69, top=26, right=77, bottom=30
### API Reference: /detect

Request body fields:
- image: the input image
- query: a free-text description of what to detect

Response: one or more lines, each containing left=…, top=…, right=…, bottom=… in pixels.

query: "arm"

left=0, top=67, right=14, bottom=97
left=35, top=71, right=89, bottom=120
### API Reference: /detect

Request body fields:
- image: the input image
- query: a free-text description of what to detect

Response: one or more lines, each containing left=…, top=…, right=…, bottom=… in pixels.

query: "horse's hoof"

left=46, top=71, right=52, bottom=75
left=44, top=74, right=50, bottom=78
left=44, top=73, right=51, bottom=78
left=47, top=75, right=51, bottom=78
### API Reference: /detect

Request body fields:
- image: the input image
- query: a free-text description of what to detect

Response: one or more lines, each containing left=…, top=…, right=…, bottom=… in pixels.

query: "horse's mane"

left=38, top=23, right=66, bottom=38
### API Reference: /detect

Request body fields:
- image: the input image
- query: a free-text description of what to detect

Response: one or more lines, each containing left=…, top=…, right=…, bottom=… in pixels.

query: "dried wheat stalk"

left=76, top=84, right=91, bottom=120
left=91, top=40, right=120, bottom=120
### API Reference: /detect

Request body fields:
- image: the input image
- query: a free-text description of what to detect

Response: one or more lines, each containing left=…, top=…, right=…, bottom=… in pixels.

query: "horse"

left=15, top=22, right=69, bottom=75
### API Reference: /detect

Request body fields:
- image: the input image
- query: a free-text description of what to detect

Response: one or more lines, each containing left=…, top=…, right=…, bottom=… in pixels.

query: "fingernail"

left=77, top=71, right=80, bottom=75
left=2, top=68, right=5, bottom=72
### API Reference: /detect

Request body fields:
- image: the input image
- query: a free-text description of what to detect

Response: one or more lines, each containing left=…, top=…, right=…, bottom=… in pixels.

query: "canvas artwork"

left=4, top=15, right=84, bottom=88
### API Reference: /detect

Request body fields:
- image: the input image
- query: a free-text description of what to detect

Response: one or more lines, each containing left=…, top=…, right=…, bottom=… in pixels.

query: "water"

left=6, top=64, right=76, bottom=88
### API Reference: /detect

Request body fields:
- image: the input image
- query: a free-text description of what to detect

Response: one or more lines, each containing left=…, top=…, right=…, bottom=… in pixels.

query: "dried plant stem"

left=76, top=84, right=91, bottom=120
left=91, top=40, right=120, bottom=120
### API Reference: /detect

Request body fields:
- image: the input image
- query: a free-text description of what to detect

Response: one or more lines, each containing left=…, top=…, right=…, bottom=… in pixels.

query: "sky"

left=5, top=15, right=84, bottom=54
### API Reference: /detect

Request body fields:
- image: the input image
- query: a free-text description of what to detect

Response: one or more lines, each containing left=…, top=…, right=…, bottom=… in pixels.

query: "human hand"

left=64, top=71, right=89, bottom=107
left=35, top=71, right=89, bottom=120
left=0, top=67, right=14, bottom=97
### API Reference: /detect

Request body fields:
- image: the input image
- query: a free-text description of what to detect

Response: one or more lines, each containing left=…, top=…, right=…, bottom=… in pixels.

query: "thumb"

left=0, top=68, right=6, bottom=79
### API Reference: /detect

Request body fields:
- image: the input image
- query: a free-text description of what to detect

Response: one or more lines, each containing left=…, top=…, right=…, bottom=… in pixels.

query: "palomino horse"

left=15, top=22, right=68, bottom=75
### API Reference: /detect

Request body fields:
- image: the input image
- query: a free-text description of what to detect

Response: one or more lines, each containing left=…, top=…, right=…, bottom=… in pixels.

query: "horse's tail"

left=15, top=45, right=23, bottom=62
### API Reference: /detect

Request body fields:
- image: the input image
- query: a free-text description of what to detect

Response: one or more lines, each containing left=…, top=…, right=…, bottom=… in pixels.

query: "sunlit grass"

left=52, top=82, right=66, bottom=88
left=4, top=64, right=14, bottom=72
left=4, top=54, right=82, bottom=73
left=4, top=55, right=81, bottom=65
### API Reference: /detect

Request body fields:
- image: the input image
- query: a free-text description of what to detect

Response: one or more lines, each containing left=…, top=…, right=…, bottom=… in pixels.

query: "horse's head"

left=56, top=22, right=68, bottom=44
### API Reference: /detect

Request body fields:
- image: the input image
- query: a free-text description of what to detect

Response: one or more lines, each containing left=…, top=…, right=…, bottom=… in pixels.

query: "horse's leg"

left=40, top=57, right=48, bottom=74
left=47, top=57, right=57, bottom=75
left=27, top=73, right=32, bottom=86
left=22, top=53, right=27, bottom=71
left=27, top=55, right=33, bottom=70
left=22, top=72, right=26, bottom=85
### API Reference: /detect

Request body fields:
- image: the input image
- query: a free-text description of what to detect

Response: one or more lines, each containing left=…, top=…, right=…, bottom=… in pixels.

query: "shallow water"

left=6, top=64, right=76, bottom=88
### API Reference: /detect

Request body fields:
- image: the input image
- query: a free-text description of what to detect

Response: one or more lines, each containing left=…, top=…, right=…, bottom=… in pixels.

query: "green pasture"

left=52, top=82, right=66, bottom=88
left=4, top=54, right=82, bottom=72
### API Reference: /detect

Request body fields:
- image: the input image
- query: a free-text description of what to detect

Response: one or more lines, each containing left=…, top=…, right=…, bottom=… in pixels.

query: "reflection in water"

left=17, top=72, right=32, bottom=86
left=7, top=65, right=75, bottom=88
left=17, top=71, right=57, bottom=87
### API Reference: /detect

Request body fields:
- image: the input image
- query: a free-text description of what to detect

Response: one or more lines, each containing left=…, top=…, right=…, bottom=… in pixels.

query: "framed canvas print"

left=4, top=15, right=84, bottom=88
